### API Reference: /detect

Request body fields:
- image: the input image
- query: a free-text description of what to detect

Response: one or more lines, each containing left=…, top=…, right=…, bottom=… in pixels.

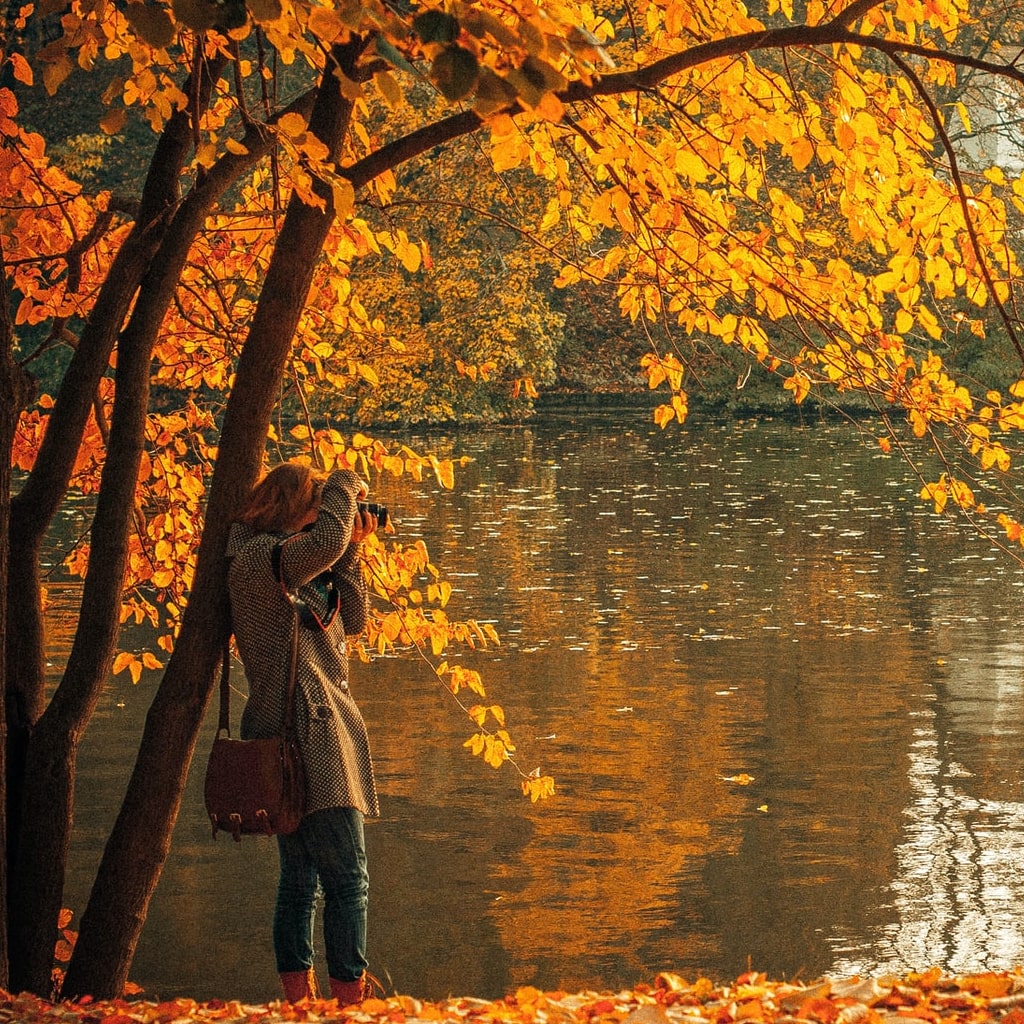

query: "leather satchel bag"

left=204, top=605, right=305, bottom=841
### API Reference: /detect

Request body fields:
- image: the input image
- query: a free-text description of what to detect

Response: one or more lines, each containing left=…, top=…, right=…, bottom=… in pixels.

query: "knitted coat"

left=226, top=469, right=379, bottom=818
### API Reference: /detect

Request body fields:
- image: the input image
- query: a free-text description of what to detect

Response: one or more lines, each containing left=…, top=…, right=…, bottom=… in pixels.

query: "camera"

left=358, top=501, right=389, bottom=529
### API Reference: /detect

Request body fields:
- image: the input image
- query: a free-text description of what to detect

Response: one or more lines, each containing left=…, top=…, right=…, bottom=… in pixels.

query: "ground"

left=5, top=970, right=1024, bottom=1024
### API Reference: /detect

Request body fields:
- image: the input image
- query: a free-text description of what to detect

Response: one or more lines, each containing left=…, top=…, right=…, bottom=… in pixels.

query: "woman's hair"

left=237, top=462, right=322, bottom=533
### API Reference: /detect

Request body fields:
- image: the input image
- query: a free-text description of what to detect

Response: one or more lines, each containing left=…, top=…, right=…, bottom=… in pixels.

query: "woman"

left=226, top=461, right=380, bottom=1005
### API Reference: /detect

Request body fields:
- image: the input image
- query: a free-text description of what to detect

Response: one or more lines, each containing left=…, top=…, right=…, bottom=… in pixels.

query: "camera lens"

left=357, top=502, right=389, bottom=528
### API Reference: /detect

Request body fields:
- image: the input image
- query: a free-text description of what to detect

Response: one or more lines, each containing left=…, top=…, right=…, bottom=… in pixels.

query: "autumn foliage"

left=7, top=970, right=1024, bottom=1024
left=6, top=0, right=1024, bottom=1005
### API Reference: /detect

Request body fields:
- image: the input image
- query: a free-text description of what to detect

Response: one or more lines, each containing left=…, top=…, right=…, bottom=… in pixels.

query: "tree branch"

left=889, top=51, right=1024, bottom=365
left=342, top=20, right=1024, bottom=189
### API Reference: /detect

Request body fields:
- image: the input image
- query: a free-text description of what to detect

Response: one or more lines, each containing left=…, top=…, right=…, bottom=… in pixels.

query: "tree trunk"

left=0, top=237, right=35, bottom=992
left=3, top=61, right=225, bottom=988
left=61, top=38, right=366, bottom=1000
left=10, top=212, right=208, bottom=995
left=4, top=66, right=321, bottom=997
left=4, top=69, right=210, bottom=724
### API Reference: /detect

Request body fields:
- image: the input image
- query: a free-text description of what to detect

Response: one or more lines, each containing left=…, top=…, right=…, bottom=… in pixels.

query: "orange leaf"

left=960, top=973, right=1013, bottom=998
left=797, top=997, right=840, bottom=1023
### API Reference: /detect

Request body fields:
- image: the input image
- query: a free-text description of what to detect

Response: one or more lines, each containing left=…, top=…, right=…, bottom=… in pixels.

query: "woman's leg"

left=274, top=829, right=320, bottom=975
left=302, top=807, right=369, bottom=984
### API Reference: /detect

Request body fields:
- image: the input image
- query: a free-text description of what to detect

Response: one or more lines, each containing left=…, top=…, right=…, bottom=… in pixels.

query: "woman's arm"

left=279, top=469, right=365, bottom=588
left=334, top=540, right=370, bottom=637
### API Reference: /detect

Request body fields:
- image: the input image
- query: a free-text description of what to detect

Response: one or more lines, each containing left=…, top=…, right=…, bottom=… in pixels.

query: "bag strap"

left=218, top=537, right=301, bottom=738
left=282, top=600, right=299, bottom=735
left=217, top=637, right=233, bottom=736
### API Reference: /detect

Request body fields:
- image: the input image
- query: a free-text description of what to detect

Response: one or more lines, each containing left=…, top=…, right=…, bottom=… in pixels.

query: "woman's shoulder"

left=227, top=523, right=287, bottom=567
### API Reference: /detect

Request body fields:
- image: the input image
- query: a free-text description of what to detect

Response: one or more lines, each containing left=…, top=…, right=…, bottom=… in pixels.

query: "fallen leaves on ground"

left=4, top=969, right=1024, bottom=1024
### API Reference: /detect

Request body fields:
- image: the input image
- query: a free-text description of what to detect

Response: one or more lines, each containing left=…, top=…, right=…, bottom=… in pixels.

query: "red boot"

left=329, top=974, right=367, bottom=1007
left=280, top=968, right=319, bottom=1002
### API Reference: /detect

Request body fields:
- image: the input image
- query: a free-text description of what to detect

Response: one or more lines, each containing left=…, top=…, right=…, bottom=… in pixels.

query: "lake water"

left=61, top=413, right=1024, bottom=1003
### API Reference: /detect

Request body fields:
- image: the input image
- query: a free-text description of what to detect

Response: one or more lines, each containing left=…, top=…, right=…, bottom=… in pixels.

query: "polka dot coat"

left=226, top=470, right=379, bottom=818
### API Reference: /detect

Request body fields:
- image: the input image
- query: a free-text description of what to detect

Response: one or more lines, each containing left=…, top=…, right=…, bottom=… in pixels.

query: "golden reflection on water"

left=59, top=418, right=1024, bottom=1002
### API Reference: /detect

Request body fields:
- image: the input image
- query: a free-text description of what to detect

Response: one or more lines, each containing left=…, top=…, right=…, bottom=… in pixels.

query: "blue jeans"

left=274, top=807, right=369, bottom=983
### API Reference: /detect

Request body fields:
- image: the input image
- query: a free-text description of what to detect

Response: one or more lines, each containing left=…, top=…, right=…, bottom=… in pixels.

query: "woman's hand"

left=350, top=505, right=379, bottom=544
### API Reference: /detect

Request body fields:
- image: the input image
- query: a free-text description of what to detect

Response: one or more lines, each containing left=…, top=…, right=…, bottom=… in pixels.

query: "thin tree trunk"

left=61, top=37, right=368, bottom=1001
left=4, top=66, right=213, bottom=719
left=1, top=55, right=223, bottom=994
left=10, top=219, right=205, bottom=995
left=0, top=237, right=35, bottom=992
left=2, top=61, right=227, bottom=961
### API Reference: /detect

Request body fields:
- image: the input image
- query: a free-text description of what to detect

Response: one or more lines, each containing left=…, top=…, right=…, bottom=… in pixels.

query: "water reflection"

left=62, top=416, right=1024, bottom=1002
left=831, top=640, right=1024, bottom=976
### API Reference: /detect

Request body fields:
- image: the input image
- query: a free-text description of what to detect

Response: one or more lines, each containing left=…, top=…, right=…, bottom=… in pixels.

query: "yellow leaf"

left=789, top=137, right=814, bottom=171
left=671, top=392, right=688, bottom=424
left=113, top=652, right=143, bottom=684
left=722, top=773, right=755, bottom=785
left=430, top=627, right=446, bottom=657
left=431, top=457, right=455, bottom=489
left=113, top=652, right=134, bottom=676
left=463, top=733, right=486, bottom=756
left=356, top=362, right=379, bottom=387
left=956, top=101, right=972, bottom=135
left=783, top=372, right=811, bottom=404
left=484, top=735, right=507, bottom=768
left=398, top=240, right=422, bottom=273
left=195, top=141, right=217, bottom=168
left=920, top=479, right=948, bottom=514
left=308, top=7, right=345, bottom=42
left=522, top=775, right=555, bottom=802
left=653, top=403, right=675, bottom=429
left=277, top=112, right=308, bottom=137
left=332, top=178, right=355, bottom=218
left=839, top=77, right=866, bottom=108
left=375, top=71, right=404, bottom=109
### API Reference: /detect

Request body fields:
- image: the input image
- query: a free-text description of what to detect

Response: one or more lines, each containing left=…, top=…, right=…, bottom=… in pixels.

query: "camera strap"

left=272, top=535, right=340, bottom=631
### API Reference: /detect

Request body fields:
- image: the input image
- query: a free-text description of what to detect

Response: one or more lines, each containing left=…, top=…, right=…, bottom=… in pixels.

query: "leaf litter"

left=5, top=969, right=1024, bottom=1024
